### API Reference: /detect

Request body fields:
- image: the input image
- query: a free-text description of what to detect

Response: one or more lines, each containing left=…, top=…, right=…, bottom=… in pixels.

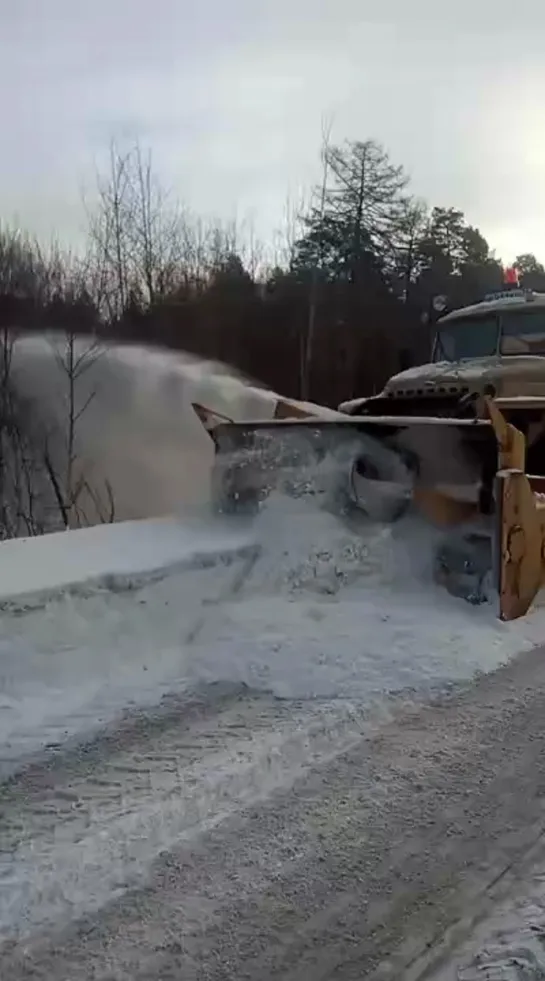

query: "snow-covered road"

left=3, top=495, right=545, bottom=977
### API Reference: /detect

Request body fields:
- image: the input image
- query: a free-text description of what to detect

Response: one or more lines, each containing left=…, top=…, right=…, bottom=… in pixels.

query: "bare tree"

left=86, top=140, right=187, bottom=318
left=128, top=143, right=184, bottom=303
left=300, top=115, right=333, bottom=400
left=47, top=329, right=115, bottom=528
left=85, top=142, right=133, bottom=321
left=0, top=331, right=66, bottom=540
left=0, top=231, right=61, bottom=538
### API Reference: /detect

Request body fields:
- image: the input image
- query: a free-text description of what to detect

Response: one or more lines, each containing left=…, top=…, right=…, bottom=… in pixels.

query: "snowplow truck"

left=193, top=285, right=545, bottom=622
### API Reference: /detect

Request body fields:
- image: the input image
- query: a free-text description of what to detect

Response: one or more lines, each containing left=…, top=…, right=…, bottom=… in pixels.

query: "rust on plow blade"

left=192, top=399, right=545, bottom=621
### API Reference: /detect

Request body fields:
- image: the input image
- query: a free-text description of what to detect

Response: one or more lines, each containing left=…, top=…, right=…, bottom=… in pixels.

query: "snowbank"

left=0, top=517, right=255, bottom=774
left=0, top=516, right=251, bottom=602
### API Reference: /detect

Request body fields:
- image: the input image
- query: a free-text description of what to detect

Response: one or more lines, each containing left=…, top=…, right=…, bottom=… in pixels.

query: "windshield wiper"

left=434, top=332, right=450, bottom=362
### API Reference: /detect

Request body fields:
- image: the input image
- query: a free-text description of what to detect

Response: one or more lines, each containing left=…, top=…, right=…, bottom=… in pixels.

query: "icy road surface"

left=3, top=496, right=545, bottom=977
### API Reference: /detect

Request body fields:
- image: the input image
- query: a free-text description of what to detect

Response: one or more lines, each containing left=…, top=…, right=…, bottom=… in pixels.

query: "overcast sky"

left=2, top=0, right=545, bottom=261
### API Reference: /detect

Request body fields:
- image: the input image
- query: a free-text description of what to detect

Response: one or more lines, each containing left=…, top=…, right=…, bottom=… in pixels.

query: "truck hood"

left=385, top=356, right=545, bottom=397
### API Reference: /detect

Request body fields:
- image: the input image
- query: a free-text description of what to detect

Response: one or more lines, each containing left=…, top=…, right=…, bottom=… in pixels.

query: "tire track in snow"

left=419, top=829, right=545, bottom=980
left=0, top=682, right=378, bottom=943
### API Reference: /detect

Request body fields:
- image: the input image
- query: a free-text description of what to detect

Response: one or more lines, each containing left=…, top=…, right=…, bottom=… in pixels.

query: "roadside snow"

left=1, top=495, right=545, bottom=777
left=0, top=516, right=250, bottom=601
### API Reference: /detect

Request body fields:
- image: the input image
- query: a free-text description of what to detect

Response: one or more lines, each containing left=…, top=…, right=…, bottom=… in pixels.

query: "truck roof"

left=439, top=290, right=545, bottom=323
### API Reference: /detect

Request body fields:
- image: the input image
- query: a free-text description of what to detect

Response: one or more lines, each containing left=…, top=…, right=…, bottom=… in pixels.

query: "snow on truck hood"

left=386, top=355, right=545, bottom=392
left=387, top=359, right=500, bottom=386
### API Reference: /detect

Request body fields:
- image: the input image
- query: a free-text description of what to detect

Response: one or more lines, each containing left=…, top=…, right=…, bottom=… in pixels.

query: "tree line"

left=0, top=133, right=544, bottom=540
left=2, top=135, right=544, bottom=411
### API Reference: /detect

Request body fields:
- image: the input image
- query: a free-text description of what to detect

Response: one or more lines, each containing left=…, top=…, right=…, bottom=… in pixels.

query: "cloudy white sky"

left=2, top=0, right=545, bottom=261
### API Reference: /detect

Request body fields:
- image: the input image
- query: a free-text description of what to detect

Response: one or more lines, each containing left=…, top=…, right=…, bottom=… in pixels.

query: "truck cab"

left=339, top=287, right=545, bottom=418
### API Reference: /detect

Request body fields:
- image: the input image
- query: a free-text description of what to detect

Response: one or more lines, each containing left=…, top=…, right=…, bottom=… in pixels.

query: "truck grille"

left=358, top=389, right=475, bottom=419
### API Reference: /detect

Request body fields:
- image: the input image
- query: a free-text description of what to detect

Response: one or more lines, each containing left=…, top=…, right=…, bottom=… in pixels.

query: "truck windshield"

left=433, top=316, right=498, bottom=362
left=434, top=308, right=545, bottom=362
left=500, top=309, right=545, bottom=355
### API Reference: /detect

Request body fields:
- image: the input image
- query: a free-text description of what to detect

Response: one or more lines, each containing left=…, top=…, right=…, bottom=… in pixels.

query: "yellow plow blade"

left=495, top=470, right=545, bottom=620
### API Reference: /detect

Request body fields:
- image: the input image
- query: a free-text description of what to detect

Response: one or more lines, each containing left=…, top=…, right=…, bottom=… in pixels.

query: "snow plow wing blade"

left=495, top=470, right=545, bottom=620
left=192, top=396, right=545, bottom=620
